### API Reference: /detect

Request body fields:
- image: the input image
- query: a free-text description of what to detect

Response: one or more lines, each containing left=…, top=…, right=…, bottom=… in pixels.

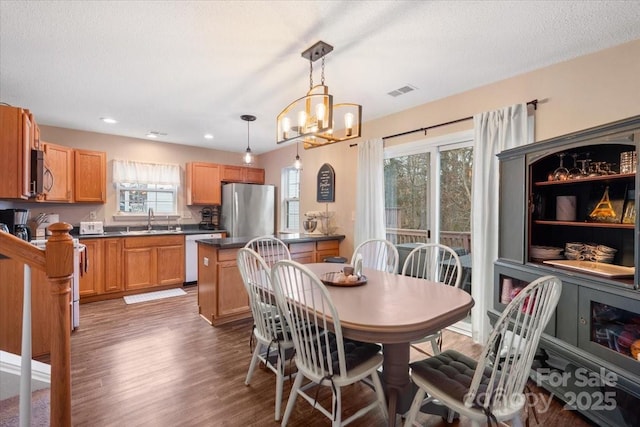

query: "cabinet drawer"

left=124, top=235, right=184, bottom=248
left=289, top=242, right=315, bottom=254
left=218, top=248, right=239, bottom=262
left=317, top=240, right=339, bottom=251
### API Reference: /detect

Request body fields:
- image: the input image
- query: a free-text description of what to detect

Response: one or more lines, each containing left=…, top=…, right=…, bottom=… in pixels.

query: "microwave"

left=30, top=149, right=44, bottom=196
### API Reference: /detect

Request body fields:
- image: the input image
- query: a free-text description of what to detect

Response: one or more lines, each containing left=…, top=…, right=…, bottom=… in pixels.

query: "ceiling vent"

left=387, top=84, right=418, bottom=97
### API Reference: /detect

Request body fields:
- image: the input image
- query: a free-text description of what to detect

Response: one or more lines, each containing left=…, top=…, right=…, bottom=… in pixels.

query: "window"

left=113, top=160, right=180, bottom=215
left=281, top=167, right=300, bottom=231
left=117, top=183, right=177, bottom=214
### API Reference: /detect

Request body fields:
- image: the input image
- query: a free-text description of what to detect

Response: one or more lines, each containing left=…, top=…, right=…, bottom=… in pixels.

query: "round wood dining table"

left=305, top=262, right=475, bottom=427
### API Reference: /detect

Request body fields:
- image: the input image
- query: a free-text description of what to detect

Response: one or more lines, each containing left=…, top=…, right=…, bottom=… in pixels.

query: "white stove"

left=30, top=238, right=85, bottom=330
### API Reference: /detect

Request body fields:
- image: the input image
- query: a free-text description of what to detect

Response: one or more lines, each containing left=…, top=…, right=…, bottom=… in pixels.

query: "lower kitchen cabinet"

left=197, top=238, right=342, bottom=326
left=124, top=235, right=185, bottom=291
left=80, top=235, right=183, bottom=302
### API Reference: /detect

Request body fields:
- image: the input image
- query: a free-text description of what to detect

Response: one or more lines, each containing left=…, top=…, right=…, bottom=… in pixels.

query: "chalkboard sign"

left=317, top=163, right=335, bottom=202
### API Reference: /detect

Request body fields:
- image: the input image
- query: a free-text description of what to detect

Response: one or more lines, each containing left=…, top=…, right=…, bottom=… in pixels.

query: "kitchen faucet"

left=147, top=208, right=154, bottom=230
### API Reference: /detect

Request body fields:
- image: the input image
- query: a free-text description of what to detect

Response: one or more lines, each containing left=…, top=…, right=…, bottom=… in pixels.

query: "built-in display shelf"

left=533, top=220, right=634, bottom=229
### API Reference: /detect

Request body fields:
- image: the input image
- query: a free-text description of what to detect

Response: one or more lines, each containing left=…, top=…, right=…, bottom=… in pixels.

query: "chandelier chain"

left=321, top=48, right=325, bottom=85
left=309, top=57, right=313, bottom=89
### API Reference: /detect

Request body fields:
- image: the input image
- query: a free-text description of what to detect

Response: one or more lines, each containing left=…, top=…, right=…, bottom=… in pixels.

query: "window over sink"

left=113, top=160, right=180, bottom=215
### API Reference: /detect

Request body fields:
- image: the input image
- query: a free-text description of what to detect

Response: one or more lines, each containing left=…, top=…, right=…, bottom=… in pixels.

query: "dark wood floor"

left=66, top=286, right=596, bottom=426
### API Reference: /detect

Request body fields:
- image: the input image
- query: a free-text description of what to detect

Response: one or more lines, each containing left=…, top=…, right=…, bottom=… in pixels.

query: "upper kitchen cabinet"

left=74, top=149, right=106, bottom=203
left=40, top=141, right=74, bottom=202
left=221, top=165, right=265, bottom=184
left=0, top=105, right=33, bottom=199
left=186, top=162, right=221, bottom=205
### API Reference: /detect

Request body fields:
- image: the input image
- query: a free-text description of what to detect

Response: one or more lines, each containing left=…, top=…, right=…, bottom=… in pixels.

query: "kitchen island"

left=196, top=234, right=345, bottom=326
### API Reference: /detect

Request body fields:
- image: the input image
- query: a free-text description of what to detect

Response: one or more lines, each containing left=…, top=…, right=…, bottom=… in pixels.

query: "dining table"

left=305, top=262, right=475, bottom=427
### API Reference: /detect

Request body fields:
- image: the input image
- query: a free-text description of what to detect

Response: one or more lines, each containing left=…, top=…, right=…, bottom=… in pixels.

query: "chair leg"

left=281, top=372, right=304, bottom=427
left=429, top=333, right=442, bottom=355
left=403, top=388, right=426, bottom=427
left=332, top=386, right=342, bottom=427
left=371, top=372, right=389, bottom=420
left=274, top=351, right=285, bottom=421
left=245, top=342, right=262, bottom=385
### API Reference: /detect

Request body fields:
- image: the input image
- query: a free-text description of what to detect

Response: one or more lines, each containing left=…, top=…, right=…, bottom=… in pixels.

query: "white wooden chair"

left=404, top=275, right=562, bottom=427
left=245, top=235, right=291, bottom=267
left=270, top=259, right=388, bottom=427
left=350, top=238, right=399, bottom=273
left=237, top=247, right=295, bottom=421
left=401, top=243, right=462, bottom=354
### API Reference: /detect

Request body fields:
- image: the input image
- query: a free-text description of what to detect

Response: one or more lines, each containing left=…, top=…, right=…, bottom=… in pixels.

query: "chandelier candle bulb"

left=298, top=111, right=307, bottom=130
left=345, top=112, right=354, bottom=137
left=282, top=117, right=290, bottom=139
left=316, top=103, right=325, bottom=128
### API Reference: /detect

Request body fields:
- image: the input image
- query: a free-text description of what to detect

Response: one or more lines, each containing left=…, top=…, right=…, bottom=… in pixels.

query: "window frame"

left=280, top=167, right=301, bottom=233
left=115, top=182, right=179, bottom=217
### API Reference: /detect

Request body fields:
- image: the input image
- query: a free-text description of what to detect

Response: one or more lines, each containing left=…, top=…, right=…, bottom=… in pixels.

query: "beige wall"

left=261, top=39, right=640, bottom=256
left=2, top=40, right=639, bottom=254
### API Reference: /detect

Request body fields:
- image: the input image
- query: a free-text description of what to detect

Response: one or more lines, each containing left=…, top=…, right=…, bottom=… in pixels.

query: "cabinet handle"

left=43, top=167, right=54, bottom=192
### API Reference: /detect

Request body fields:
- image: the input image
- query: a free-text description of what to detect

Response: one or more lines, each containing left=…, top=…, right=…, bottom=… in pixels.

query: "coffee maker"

left=0, top=209, right=32, bottom=241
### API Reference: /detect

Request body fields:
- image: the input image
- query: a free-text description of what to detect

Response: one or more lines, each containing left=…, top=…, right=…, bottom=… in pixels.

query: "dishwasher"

left=185, top=233, right=222, bottom=285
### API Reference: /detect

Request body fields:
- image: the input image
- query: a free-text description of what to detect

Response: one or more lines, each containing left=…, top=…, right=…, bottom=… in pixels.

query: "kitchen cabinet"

left=124, top=235, right=185, bottom=291
left=197, top=237, right=342, bottom=326
left=0, top=105, right=33, bottom=199
left=80, top=237, right=124, bottom=297
left=0, top=258, right=51, bottom=357
left=74, top=149, right=106, bottom=203
left=186, top=162, right=221, bottom=205
left=494, top=115, right=640, bottom=427
left=41, top=141, right=74, bottom=202
left=315, top=239, right=340, bottom=262
left=79, top=239, right=104, bottom=297
left=103, top=238, right=124, bottom=293
left=221, top=165, right=265, bottom=184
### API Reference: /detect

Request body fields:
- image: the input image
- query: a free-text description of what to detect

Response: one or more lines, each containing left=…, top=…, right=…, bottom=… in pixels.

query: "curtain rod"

left=349, top=99, right=538, bottom=147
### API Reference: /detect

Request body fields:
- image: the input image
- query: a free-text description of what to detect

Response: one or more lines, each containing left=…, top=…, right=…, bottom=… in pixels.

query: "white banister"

left=19, top=264, right=32, bottom=427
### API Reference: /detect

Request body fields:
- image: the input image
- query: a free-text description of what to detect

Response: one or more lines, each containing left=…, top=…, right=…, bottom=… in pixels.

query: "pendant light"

left=294, top=141, right=302, bottom=169
left=241, top=114, right=256, bottom=165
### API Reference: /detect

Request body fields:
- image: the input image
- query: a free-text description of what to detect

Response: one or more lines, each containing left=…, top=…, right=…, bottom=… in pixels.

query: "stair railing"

left=0, top=222, right=74, bottom=427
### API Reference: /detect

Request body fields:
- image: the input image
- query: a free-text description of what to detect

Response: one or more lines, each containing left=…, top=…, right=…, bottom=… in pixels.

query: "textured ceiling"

left=1, top=1, right=640, bottom=155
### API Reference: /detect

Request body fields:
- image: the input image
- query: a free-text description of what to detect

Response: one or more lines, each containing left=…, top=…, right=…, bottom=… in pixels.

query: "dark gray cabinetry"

left=494, top=116, right=640, bottom=427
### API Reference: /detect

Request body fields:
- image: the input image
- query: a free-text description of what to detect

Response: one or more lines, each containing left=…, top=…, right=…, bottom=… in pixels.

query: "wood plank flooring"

left=65, top=287, right=596, bottom=426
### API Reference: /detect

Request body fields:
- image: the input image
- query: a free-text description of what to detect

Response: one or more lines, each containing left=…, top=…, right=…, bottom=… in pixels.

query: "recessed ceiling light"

left=146, top=131, right=167, bottom=139
left=204, top=133, right=214, bottom=140
left=100, top=117, right=117, bottom=124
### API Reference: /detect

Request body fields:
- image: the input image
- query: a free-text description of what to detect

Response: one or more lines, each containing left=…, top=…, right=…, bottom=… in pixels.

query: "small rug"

left=0, top=388, right=50, bottom=426
left=123, top=288, right=187, bottom=305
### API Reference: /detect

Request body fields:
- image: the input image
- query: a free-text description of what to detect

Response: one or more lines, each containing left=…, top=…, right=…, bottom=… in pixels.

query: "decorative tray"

left=321, top=272, right=367, bottom=287
left=542, top=260, right=635, bottom=278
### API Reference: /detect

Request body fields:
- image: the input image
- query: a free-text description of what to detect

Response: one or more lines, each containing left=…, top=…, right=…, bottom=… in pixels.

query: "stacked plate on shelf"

left=530, top=245, right=564, bottom=261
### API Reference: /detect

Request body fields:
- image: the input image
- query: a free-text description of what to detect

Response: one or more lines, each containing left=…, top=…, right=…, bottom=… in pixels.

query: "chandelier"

left=276, top=41, right=362, bottom=149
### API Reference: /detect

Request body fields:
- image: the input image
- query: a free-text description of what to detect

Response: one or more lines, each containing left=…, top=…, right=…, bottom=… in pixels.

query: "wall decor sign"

left=317, top=163, right=335, bottom=202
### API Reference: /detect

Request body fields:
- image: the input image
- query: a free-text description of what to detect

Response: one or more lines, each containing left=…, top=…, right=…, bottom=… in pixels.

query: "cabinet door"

left=79, top=239, right=104, bottom=297
left=103, top=238, right=123, bottom=293
left=289, top=242, right=315, bottom=264
left=186, top=162, right=221, bottom=205
left=498, top=154, right=526, bottom=263
left=74, top=149, right=106, bottom=202
left=157, top=245, right=184, bottom=285
left=0, top=105, right=30, bottom=199
left=124, top=247, right=157, bottom=290
left=217, top=260, right=249, bottom=317
left=244, top=167, right=265, bottom=184
left=221, top=165, right=244, bottom=182
left=315, top=240, right=340, bottom=263
left=42, top=142, right=74, bottom=202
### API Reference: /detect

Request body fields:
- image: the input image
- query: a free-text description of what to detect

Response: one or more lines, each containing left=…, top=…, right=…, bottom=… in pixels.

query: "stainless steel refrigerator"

left=221, top=183, right=275, bottom=237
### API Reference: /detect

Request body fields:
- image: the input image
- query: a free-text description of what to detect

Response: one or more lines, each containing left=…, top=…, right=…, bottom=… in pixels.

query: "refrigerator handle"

left=233, top=191, right=239, bottom=236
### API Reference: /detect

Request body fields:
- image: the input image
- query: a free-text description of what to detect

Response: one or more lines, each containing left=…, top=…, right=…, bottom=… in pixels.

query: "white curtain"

left=471, top=104, right=532, bottom=344
left=112, top=159, right=181, bottom=185
left=354, top=138, right=386, bottom=247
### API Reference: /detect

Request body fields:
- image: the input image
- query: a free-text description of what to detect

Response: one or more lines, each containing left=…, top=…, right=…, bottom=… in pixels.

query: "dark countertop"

left=196, top=233, right=345, bottom=249
left=75, top=228, right=227, bottom=239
